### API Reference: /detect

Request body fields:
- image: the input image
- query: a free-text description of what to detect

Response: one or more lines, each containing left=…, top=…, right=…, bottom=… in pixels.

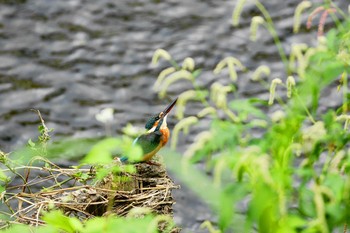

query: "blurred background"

left=0, top=0, right=346, bottom=232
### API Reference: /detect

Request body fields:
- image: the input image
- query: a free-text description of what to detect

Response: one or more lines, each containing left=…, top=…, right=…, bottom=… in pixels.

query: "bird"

left=120, top=98, right=178, bottom=164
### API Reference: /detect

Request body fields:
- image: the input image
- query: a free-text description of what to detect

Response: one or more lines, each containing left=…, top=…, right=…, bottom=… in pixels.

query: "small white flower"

left=95, top=108, right=114, bottom=124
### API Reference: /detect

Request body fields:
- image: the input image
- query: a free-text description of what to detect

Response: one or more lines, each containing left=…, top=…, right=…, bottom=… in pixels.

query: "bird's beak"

left=162, top=97, right=178, bottom=117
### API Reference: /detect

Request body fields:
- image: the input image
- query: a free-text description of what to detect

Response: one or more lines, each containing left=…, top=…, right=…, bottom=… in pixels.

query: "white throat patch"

left=147, top=115, right=168, bottom=133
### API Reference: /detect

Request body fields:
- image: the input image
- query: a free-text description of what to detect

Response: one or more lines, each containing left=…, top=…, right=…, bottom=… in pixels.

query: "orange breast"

left=142, top=127, right=170, bottom=161
left=160, top=127, right=170, bottom=146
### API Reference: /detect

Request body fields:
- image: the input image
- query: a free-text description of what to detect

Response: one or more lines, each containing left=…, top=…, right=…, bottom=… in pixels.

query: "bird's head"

left=145, top=98, right=178, bottom=132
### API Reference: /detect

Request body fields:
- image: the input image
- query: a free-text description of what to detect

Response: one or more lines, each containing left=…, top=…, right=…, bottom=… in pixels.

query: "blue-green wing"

left=133, top=132, right=162, bottom=154
left=120, top=132, right=161, bottom=163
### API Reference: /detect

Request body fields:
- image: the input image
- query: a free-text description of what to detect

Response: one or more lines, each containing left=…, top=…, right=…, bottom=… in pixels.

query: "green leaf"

left=94, top=167, right=111, bottom=180
left=299, top=186, right=316, bottom=217
left=192, top=68, right=202, bottom=78
left=218, top=185, right=235, bottom=231
left=42, top=210, right=83, bottom=233
left=83, top=138, right=121, bottom=164
left=229, top=99, right=266, bottom=120
left=0, top=225, right=32, bottom=233
left=0, top=170, right=9, bottom=183
left=285, top=215, right=307, bottom=229
left=28, top=138, right=35, bottom=147
left=123, top=143, right=143, bottom=162
left=163, top=148, right=221, bottom=211
left=84, top=217, right=113, bottom=233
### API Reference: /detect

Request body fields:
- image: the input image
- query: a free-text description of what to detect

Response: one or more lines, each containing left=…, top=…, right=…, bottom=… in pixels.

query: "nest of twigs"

left=2, top=155, right=180, bottom=232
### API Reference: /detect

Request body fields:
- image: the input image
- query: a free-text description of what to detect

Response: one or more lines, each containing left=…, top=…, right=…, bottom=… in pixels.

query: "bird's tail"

left=119, top=156, right=128, bottom=163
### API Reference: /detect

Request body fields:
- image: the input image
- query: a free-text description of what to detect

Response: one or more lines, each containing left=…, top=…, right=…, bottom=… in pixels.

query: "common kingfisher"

left=120, top=98, right=177, bottom=163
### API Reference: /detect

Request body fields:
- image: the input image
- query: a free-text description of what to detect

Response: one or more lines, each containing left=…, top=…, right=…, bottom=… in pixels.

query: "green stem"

left=329, top=11, right=344, bottom=32
left=169, top=59, right=180, bottom=70
left=342, top=71, right=348, bottom=113
left=255, top=0, right=289, bottom=74
left=294, top=91, right=316, bottom=124
left=3, top=161, right=27, bottom=189
left=330, top=1, right=348, bottom=20
left=192, top=77, right=211, bottom=108
left=320, top=149, right=333, bottom=183
left=1, top=196, right=15, bottom=214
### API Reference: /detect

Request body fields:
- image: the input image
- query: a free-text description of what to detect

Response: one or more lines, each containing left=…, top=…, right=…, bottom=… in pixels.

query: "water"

left=0, top=0, right=346, bottom=232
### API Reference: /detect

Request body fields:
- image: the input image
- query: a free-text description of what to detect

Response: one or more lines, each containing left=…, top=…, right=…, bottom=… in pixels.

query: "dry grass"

left=1, top=155, right=180, bottom=232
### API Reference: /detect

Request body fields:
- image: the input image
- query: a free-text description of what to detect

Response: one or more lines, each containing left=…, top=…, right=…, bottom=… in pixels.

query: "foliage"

left=152, top=0, right=350, bottom=232
left=0, top=116, right=163, bottom=232
left=0, top=129, right=175, bottom=233
left=1, top=209, right=173, bottom=233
